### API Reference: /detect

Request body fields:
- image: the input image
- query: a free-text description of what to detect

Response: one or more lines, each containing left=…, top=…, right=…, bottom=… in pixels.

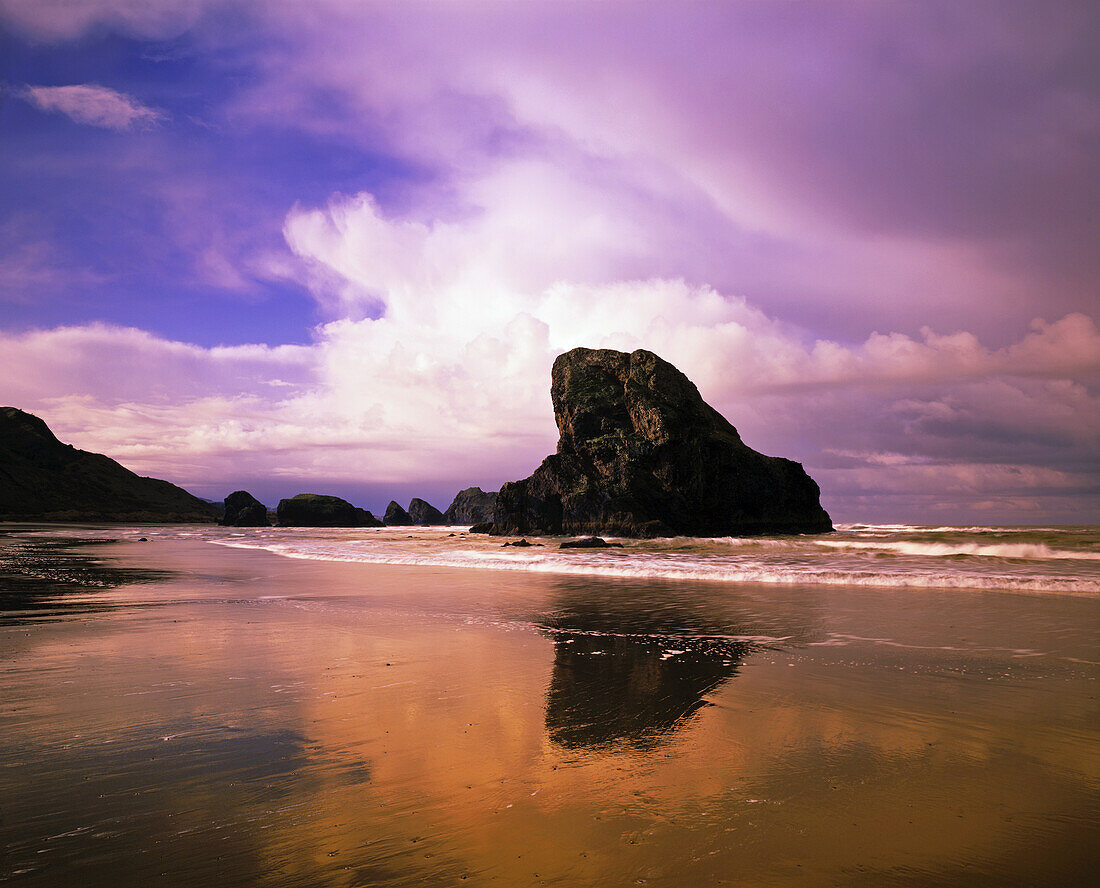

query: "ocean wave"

left=814, top=539, right=1100, bottom=561
left=211, top=539, right=1100, bottom=595
left=833, top=523, right=1072, bottom=534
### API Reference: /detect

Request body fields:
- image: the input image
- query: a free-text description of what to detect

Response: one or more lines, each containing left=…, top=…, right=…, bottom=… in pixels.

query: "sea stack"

left=443, top=487, right=498, bottom=525
left=276, top=494, right=382, bottom=527
left=0, top=406, right=219, bottom=523
left=492, top=348, right=832, bottom=538
left=220, top=490, right=269, bottom=527
left=383, top=501, right=413, bottom=526
left=407, top=498, right=444, bottom=525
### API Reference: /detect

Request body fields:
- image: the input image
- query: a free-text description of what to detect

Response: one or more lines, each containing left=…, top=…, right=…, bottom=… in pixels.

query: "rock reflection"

left=0, top=537, right=171, bottom=618
left=545, top=631, right=747, bottom=749
left=540, top=579, right=753, bottom=749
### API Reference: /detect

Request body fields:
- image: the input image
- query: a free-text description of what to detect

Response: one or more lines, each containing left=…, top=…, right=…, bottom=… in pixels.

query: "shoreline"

left=1, top=528, right=1098, bottom=885
left=6, top=529, right=1099, bottom=669
left=4, top=520, right=1099, bottom=598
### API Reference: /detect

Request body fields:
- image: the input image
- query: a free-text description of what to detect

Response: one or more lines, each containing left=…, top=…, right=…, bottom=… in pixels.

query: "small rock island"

left=492, top=347, right=832, bottom=537
left=220, top=490, right=270, bottom=527
left=383, top=501, right=413, bottom=526
left=277, top=494, right=382, bottom=527
left=443, top=487, right=498, bottom=524
left=407, top=498, right=444, bottom=526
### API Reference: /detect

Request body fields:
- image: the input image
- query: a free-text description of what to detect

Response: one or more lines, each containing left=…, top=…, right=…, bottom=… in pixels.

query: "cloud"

left=0, top=239, right=110, bottom=301
left=1, top=174, right=1096, bottom=522
left=0, top=0, right=213, bottom=40
left=0, top=322, right=313, bottom=407
left=212, top=0, right=1099, bottom=338
left=21, top=84, right=166, bottom=130
left=3, top=1, right=1097, bottom=333
left=282, top=175, right=1100, bottom=391
left=0, top=0, right=1097, bottom=522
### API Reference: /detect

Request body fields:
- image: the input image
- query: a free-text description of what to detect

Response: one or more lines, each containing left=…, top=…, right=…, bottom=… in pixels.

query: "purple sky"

left=0, top=0, right=1097, bottom=524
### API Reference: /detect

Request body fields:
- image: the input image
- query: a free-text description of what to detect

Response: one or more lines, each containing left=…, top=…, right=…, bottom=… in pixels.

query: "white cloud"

left=3, top=0, right=1095, bottom=336
left=1, top=174, right=1096, bottom=522
left=22, top=84, right=165, bottom=130
left=283, top=176, right=1100, bottom=403
left=0, top=2, right=1096, bottom=521
left=211, top=0, right=1095, bottom=340
left=0, top=323, right=313, bottom=407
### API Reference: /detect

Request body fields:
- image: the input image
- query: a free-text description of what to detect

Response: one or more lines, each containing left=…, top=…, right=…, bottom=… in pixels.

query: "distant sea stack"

left=276, top=494, right=382, bottom=527
left=443, top=487, right=498, bottom=525
left=492, top=348, right=832, bottom=538
left=0, top=406, right=219, bottom=523
left=383, top=501, right=413, bottom=526
left=407, top=498, right=444, bottom=525
left=220, top=490, right=269, bottom=527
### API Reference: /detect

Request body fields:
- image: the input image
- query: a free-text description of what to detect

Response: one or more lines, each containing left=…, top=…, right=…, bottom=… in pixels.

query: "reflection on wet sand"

left=1, top=533, right=1097, bottom=886
left=544, top=630, right=744, bottom=749
left=539, top=583, right=753, bottom=749
left=0, top=536, right=172, bottom=618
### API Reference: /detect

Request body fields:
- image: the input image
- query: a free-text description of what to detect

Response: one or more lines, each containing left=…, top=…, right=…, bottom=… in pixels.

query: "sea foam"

left=211, top=533, right=1100, bottom=596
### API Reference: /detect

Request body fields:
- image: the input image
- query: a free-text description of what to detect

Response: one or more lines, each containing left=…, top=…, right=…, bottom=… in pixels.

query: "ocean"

left=1, top=522, right=1097, bottom=886
left=199, top=522, right=1100, bottom=596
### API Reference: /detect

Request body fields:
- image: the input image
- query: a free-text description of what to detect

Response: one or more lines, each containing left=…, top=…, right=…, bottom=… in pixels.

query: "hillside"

left=0, top=407, right=219, bottom=523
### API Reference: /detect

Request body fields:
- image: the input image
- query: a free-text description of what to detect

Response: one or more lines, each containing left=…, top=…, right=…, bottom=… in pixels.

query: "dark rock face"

left=0, top=406, right=219, bottom=523
left=492, top=348, right=832, bottom=538
left=407, top=498, right=444, bottom=525
left=469, top=522, right=494, bottom=534
left=560, top=536, right=623, bottom=549
left=276, top=494, right=382, bottom=527
left=442, top=487, right=498, bottom=525
left=220, top=490, right=269, bottom=527
left=383, top=501, right=413, bottom=525
left=540, top=584, right=749, bottom=750
left=545, top=630, right=745, bottom=750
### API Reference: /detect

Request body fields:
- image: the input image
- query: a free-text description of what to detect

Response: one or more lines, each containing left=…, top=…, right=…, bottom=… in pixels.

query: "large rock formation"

left=492, top=348, right=832, bottom=537
left=220, top=490, right=269, bottom=527
left=276, top=494, right=382, bottom=527
left=443, top=487, right=498, bottom=525
left=383, top=501, right=413, bottom=526
left=0, top=406, right=219, bottom=523
left=407, top=497, right=444, bottom=525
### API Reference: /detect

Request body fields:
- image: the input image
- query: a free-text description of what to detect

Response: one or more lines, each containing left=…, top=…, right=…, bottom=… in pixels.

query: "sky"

left=0, top=0, right=1097, bottom=524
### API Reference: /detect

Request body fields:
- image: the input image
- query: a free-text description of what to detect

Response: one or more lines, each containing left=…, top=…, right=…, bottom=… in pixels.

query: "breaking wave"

left=211, top=531, right=1100, bottom=596
left=813, top=539, right=1100, bottom=561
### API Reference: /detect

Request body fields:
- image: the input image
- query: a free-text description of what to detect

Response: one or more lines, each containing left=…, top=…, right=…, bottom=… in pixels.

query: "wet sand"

left=1, top=530, right=1098, bottom=886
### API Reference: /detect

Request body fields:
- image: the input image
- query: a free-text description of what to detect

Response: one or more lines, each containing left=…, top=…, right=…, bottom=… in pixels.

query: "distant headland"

left=0, top=405, right=219, bottom=523
left=1, top=348, right=830, bottom=535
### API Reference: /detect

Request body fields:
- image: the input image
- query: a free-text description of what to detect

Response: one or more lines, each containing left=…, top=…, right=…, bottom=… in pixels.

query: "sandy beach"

left=1, top=525, right=1097, bottom=886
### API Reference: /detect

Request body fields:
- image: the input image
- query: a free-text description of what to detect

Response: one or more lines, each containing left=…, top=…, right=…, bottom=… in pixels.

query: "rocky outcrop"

left=560, top=536, right=623, bottom=549
left=383, top=501, right=413, bottom=525
left=220, top=490, right=269, bottom=527
left=442, top=487, right=498, bottom=525
left=469, top=522, right=494, bottom=534
left=492, top=348, right=832, bottom=538
left=276, top=494, right=382, bottom=527
left=0, top=406, right=219, bottom=523
left=407, top=498, right=444, bottom=525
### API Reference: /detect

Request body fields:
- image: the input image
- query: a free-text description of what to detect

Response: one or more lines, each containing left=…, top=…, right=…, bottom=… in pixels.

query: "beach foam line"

left=209, top=539, right=1100, bottom=595
left=814, top=539, right=1100, bottom=560
left=834, top=523, right=1073, bottom=534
